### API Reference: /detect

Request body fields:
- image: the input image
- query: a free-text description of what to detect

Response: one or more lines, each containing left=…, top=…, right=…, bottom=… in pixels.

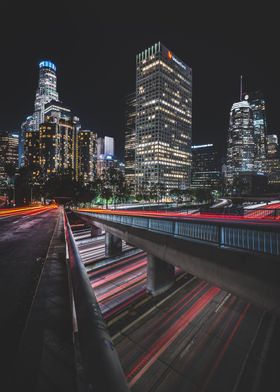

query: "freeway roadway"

left=71, top=223, right=183, bottom=322
left=109, top=276, right=278, bottom=392
left=71, top=225, right=148, bottom=320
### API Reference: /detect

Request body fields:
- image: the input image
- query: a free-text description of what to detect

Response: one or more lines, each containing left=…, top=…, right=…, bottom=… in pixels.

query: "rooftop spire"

left=240, top=75, right=243, bottom=101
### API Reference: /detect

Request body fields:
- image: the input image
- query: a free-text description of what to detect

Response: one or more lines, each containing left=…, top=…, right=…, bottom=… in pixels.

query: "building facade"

left=225, top=100, right=255, bottom=187
left=21, top=60, right=59, bottom=167
left=97, top=136, right=114, bottom=157
left=21, top=116, right=36, bottom=168
left=124, top=92, right=136, bottom=191
left=24, top=130, right=40, bottom=171
left=96, top=136, right=115, bottom=176
left=191, top=144, right=221, bottom=190
left=39, top=100, right=80, bottom=178
left=34, top=61, right=59, bottom=131
left=77, top=130, right=97, bottom=183
left=0, top=131, right=19, bottom=188
left=248, top=91, right=267, bottom=173
left=135, top=42, right=192, bottom=194
left=265, top=134, right=280, bottom=187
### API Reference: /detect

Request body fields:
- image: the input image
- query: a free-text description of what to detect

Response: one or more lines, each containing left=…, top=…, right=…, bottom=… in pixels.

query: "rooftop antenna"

left=240, top=75, right=243, bottom=101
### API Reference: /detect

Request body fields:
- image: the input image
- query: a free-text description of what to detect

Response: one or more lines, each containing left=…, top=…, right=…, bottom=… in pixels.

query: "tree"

left=192, top=188, right=213, bottom=204
left=135, top=181, right=149, bottom=202
left=4, top=163, right=17, bottom=205
left=157, top=182, right=166, bottom=202
left=99, top=167, right=130, bottom=208
left=14, top=166, right=34, bottom=205
left=232, top=175, right=250, bottom=196
left=169, top=188, right=183, bottom=206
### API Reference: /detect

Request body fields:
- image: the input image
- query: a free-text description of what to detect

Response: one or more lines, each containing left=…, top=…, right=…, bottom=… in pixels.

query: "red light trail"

left=78, top=202, right=280, bottom=223
left=126, top=286, right=221, bottom=387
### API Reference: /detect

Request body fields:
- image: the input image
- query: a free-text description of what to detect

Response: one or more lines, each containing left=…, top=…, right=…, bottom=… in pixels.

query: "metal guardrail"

left=78, top=211, right=280, bottom=256
left=63, top=211, right=129, bottom=392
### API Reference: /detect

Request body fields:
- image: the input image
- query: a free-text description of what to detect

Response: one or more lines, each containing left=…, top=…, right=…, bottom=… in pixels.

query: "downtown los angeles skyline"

left=0, top=4, right=279, bottom=160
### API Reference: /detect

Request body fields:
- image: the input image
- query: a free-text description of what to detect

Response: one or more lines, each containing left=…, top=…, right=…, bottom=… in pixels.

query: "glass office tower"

left=225, top=100, right=255, bottom=186
left=124, top=92, right=136, bottom=192
left=135, top=42, right=192, bottom=194
left=191, top=144, right=221, bottom=190
left=248, top=91, right=267, bottom=173
left=34, top=61, right=59, bottom=131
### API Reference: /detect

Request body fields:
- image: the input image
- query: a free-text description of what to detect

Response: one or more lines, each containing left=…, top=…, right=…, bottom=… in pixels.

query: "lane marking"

left=112, top=276, right=197, bottom=340
left=215, top=293, right=231, bottom=313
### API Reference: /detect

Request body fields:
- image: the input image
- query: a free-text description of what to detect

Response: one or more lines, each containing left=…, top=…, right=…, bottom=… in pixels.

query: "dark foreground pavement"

left=0, top=207, right=76, bottom=391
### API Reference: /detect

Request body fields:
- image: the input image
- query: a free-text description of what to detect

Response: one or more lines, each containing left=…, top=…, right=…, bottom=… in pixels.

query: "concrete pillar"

left=147, top=254, right=175, bottom=296
left=91, top=225, right=102, bottom=237
left=105, top=232, right=122, bottom=257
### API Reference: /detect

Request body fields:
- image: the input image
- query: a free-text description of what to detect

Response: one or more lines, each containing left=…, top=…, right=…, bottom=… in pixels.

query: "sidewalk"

left=13, top=208, right=77, bottom=391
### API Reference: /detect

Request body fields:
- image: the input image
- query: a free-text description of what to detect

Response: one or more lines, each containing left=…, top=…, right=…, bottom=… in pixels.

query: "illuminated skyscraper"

left=191, top=144, right=221, bottom=190
left=39, top=100, right=80, bottom=178
left=225, top=99, right=255, bottom=186
left=248, top=91, right=267, bottom=173
left=97, top=136, right=114, bottom=157
left=77, top=130, right=97, bottom=183
left=0, top=131, right=18, bottom=188
left=24, top=130, right=40, bottom=169
left=96, top=136, right=115, bottom=176
left=21, top=60, right=59, bottom=167
left=265, top=134, right=280, bottom=187
left=34, top=61, right=59, bottom=131
left=124, top=92, right=136, bottom=191
left=135, top=42, right=192, bottom=193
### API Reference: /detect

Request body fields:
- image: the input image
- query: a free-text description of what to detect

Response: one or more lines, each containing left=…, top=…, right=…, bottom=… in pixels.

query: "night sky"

left=0, top=3, right=279, bottom=161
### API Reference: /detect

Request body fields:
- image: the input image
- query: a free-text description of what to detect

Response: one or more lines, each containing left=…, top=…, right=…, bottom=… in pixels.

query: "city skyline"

left=0, top=5, right=279, bottom=161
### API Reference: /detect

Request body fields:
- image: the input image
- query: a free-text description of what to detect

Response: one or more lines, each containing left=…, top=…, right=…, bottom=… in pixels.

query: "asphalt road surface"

left=0, top=208, right=62, bottom=388
left=111, top=276, right=278, bottom=392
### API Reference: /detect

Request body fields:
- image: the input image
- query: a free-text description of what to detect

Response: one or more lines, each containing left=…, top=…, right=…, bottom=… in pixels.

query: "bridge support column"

left=90, top=225, right=102, bottom=237
left=105, top=232, right=122, bottom=257
left=147, top=254, right=175, bottom=296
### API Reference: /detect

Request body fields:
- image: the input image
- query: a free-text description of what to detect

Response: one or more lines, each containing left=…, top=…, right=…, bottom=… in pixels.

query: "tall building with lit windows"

left=124, top=92, right=136, bottom=191
left=248, top=91, right=267, bottom=173
left=96, top=136, right=115, bottom=176
left=225, top=99, right=255, bottom=187
left=265, top=134, right=280, bottom=187
left=191, top=144, right=221, bottom=190
left=77, top=130, right=97, bottom=183
left=24, top=130, right=40, bottom=169
left=34, top=61, right=59, bottom=131
left=135, top=42, right=192, bottom=193
left=0, top=131, right=18, bottom=188
left=21, top=60, right=59, bottom=169
left=39, top=100, right=80, bottom=178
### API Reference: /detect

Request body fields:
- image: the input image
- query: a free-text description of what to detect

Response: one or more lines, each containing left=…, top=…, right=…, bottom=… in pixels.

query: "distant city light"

left=192, top=144, right=213, bottom=149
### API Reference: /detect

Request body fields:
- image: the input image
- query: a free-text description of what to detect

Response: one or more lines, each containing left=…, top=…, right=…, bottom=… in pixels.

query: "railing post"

left=219, top=225, right=224, bottom=248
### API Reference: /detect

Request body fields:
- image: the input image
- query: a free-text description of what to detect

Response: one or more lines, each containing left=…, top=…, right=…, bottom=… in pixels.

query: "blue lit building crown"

left=39, top=60, right=56, bottom=71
